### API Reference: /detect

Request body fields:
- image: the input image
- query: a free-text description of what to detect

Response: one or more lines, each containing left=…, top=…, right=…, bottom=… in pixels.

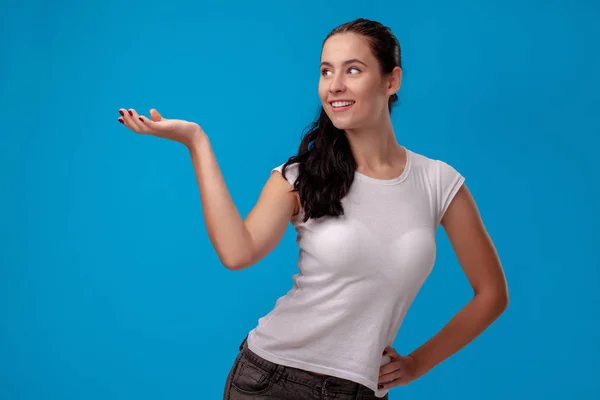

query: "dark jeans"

left=223, top=335, right=388, bottom=400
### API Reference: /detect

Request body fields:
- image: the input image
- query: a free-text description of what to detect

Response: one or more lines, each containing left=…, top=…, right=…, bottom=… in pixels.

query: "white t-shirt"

left=247, top=148, right=465, bottom=398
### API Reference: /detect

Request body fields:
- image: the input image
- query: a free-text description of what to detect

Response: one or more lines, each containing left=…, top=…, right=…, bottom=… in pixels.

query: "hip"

left=223, top=335, right=387, bottom=400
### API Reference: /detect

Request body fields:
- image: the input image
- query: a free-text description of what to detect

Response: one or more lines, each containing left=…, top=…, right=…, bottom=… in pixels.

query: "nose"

left=328, top=73, right=346, bottom=94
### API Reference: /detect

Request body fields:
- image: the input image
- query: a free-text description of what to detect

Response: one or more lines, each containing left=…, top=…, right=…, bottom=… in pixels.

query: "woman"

left=117, top=18, right=508, bottom=400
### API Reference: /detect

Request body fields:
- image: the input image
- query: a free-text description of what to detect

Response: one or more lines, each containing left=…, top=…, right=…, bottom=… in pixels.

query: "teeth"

left=332, top=101, right=355, bottom=107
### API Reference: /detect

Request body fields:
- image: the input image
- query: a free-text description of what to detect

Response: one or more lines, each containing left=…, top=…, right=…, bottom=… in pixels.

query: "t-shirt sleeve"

left=272, top=162, right=299, bottom=189
left=434, top=160, right=465, bottom=224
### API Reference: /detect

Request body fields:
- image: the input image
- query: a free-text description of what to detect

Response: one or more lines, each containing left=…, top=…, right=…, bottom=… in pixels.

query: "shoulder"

left=272, top=161, right=299, bottom=175
left=407, top=148, right=466, bottom=224
left=271, top=161, right=300, bottom=189
left=407, top=148, right=463, bottom=182
left=408, top=149, right=456, bottom=172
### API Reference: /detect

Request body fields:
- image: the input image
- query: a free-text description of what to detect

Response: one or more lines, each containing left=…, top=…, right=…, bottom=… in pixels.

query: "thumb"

left=150, top=108, right=164, bottom=122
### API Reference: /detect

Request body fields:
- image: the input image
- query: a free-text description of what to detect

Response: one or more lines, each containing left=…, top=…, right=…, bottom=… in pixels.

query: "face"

left=319, top=32, right=399, bottom=131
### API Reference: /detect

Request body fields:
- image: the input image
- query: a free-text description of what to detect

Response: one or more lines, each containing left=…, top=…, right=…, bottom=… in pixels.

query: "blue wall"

left=1, top=0, right=598, bottom=398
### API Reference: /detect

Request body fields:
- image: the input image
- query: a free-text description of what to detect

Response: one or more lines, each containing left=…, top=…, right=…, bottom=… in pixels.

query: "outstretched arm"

left=188, top=135, right=299, bottom=270
left=118, top=108, right=299, bottom=271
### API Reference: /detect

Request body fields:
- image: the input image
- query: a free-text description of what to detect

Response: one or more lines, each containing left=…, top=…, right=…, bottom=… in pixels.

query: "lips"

left=329, top=100, right=356, bottom=112
left=330, top=100, right=355, bottom=108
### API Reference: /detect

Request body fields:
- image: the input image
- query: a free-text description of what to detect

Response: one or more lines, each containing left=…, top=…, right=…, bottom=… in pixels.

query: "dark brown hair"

left=282, top=18, right=402, bottom=222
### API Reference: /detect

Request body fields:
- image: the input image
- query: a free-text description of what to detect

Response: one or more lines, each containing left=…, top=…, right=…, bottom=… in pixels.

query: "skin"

left=117, top=31, right=508, bottom=393
left=319, top=32, right=405, bottom=178
left=317, top=32, right=508, bottom=390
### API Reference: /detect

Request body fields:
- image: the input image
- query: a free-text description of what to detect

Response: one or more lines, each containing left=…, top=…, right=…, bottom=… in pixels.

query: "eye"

left=320, top=67, right=361, bottom=77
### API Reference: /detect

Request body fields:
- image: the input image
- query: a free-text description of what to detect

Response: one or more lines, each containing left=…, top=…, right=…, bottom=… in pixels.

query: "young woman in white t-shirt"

left=117, top=17, right=508, bottom=400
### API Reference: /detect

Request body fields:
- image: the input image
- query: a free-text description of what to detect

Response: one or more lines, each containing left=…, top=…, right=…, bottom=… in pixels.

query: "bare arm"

left=188, top=135, right=299, bottom=270
left=408, top=184, right=508, bottom=379
left=116, top=108, right=297, bottom=271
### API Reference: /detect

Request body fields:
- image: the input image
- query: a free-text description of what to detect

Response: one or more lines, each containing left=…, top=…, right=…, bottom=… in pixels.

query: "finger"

left=378, top=370, right=407, bottom=390
left=380, top=357, right=410, bottom=377
left=379, top=359, right=397, bottom=375
left=118, top=109, right=128, bottom=126
left=138, top=115, right=164, bottom=132
left=138, top=116, right=174, bottom=140
left=380, top=374, right=411, bottom=390
left=379, top=367, right=404, bottom=384
left=378, top=379, right=401, bottom=390
left=126, top=108, right=147, bottom=132
left=120, top=108, right=145, bottom=133
left=119, top=108, right=140, bottom=132
left=379, top=361, right=403, bottom=377
left=150, top=108, right=163, bottom=122
left=384, top=347, right=401, bottom=358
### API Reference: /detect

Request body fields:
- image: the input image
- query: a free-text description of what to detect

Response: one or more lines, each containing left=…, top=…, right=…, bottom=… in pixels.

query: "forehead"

left=321, top=33, right=372, bottom=62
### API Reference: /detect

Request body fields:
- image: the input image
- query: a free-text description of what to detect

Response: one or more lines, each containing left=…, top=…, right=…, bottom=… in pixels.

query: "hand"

left=117, top=108, right=205, bottom=148
left=378, top=347, right=419, bottom=390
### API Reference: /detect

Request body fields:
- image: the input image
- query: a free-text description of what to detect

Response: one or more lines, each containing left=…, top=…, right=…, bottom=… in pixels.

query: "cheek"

left=349, top=83, right=374, bottom=103
left=356, top=87, right=387, bottom=113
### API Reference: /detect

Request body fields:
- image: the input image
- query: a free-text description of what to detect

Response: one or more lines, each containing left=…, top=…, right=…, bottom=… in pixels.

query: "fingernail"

left=118, top=118, right=124, bottom=124
left=138, top=117, right=144, bottom=122
left=378, top=384, right=383, bottom=389
left=119, top=110, right=124, bottom=116
left=128, top=110, right=133, bottom=116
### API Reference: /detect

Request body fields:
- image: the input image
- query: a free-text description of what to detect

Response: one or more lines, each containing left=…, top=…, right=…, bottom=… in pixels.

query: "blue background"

left=1, top=0, right=598, bottom=398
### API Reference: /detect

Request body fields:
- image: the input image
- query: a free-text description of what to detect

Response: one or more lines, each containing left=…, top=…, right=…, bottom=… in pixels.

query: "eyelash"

left=321, top=67, right=361, bottom=76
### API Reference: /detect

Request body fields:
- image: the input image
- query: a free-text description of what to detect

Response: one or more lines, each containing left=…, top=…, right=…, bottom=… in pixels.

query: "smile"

left=330, top=100, right=355, bottom=112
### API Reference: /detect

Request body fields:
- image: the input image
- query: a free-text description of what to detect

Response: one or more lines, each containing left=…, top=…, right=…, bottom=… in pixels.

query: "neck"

left=344, top=113, right=405, bottom=174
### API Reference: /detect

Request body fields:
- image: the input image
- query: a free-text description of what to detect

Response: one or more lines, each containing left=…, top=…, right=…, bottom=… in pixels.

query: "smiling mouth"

left=330, top=101, right=355, bottom=112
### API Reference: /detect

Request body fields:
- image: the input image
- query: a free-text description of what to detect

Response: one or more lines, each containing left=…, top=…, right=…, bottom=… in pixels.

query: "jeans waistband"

left=238, top=334, right=372, bottom=397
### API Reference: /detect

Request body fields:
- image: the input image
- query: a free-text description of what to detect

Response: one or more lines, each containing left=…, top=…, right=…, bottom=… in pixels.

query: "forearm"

left=409, top=291, right=507, bottom=378
left=187, top=135, right=253, bottom=269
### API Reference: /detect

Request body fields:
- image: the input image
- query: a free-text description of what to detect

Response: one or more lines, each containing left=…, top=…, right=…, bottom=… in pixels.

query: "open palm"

left=117, top=108, right=204, bottom=147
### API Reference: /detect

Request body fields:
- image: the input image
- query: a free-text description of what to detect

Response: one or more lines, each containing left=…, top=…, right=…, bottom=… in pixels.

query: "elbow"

left=495, top=292, right=509, bottom=314
left=496, top=281, right=510, bottom=311
left=491, top=290, right=509, bottom=315
left=476, top=284, right=509, bottom=314
left=223, top=259, right=249, bottom=271
left=221, top=251, right=254, bottom=271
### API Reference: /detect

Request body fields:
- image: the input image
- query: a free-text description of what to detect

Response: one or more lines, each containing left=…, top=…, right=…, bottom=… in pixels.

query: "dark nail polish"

left=128, top=110, right=133, bottom=116
left=139, top=117, right=144, bottom=122
left=118, top=119, right=124, bottom=124
left=119, top=110, right=124, bottom=116
left=378, top=384, right=383, bottom=389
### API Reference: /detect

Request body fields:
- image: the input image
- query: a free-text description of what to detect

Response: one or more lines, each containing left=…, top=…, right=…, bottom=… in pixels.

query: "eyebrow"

left=320, top=58, right=368, bottom=68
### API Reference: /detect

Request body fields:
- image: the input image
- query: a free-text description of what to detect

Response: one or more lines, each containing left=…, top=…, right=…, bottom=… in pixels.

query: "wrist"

left=187, top=126, right=209, bottom=150
left=407, top=352, right=427, bottom=379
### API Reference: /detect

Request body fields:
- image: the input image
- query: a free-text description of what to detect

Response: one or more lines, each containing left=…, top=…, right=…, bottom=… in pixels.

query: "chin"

left=330, top=117, right=359, bottom=131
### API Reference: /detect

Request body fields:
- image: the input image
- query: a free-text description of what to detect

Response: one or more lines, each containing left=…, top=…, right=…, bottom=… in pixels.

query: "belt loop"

left=270, top=364, right=285, bottom=383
